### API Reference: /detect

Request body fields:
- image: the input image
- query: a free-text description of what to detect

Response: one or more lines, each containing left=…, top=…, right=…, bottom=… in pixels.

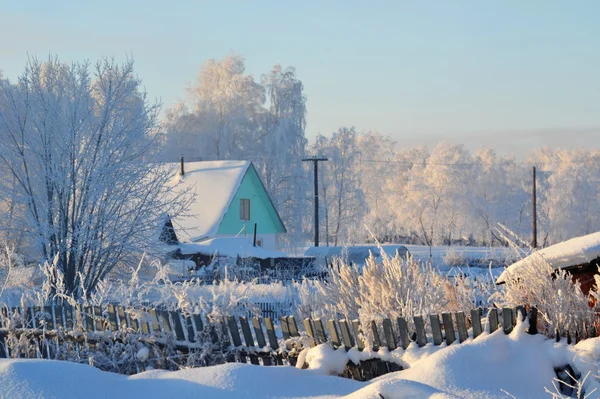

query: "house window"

left=240, top=198, right=251, bottom=221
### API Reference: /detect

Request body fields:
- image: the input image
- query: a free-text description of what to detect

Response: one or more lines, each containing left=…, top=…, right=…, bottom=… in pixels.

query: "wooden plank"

left=264, top=317, right=279, bottom=350
left=338, top=320, right=355, bottom=350
left=351, top=320, right=365, bottom=350
left=488, top=308, right=499, bottom=333
left=381, top=319, right=396, bottom=350
left=116, top=306, right=128, bottom=330
left=226, top=316, right=243, bottom=346
left=430, top=314, right=443, bottom=346
left=313, top=319, right=328, bottom=344
left=183, top=314, right=195, bottom=342
left=413, top=316, right=427, bottom=347
left=81, top=305, right=93, bottom=332
left=192, top=313, right=204, bottom=334
left=371, top=321, right=382, bottom=350
left=502, top=308, right=513, bottom=334
left=252, top=318, right=271, bottom=365
left=471, top=309, right=483, bottom=339
left=158, top=310, right=173, bottom=337
left=226, top=316, right=245, bottom=363
left=252, top=317, right=267, bottom=347
left=239, top=317, right=259, bottom=365
left=147, top=309, right=161, bottom=333
left=264, top=317, right=282, bottom=365
left=303, top=318, right=316, bottom=347
left=279, top=316, right=291, bottom=340
left=455, top=312, right=468, bottom=343
left=327, top=320, right=342, bottom=348
left=92, top=306, right=103, bottom=331
left=170, top=311, right=186, bottom=341
left=107, top=304, right=119, bottom=331
left=528, top=307, right=538, bottom=335
left=441, top=313, right=455, bottom=345
left=397, top=317, right=410, bottom=350
left=239, top=317, right=256, bottom=347
left=287, top=316, right=300, bottom=337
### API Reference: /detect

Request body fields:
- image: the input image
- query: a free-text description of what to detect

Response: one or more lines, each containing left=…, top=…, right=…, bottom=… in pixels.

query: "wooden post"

left=313, top=319, right=328, bottom=344
left=303, top=318, right=316, bottom=347
left=351, top=320, right=365, bottom=351
left=397, top=317, right=410, bottom=350
left=502, top=308, right=513, bottom=334
left=442, top=313, right=455, bottom=345
left=471, top=309, right=483, bottom=339
left=413, top=316, right=427, bottom=347
left=287, top=316, right=300, bottom=337
left=488, top=308, right=499, bottom=333
left=430, top=314, right=443, bottom=346
left=338, top=320, right=355, bottom=350
left=327, top=320, right=342, bottom=348
left=455, top=312, right=468, bottom=343
left=532, top=166, right=537, bottom=248
left=302, top=157, right=328, bottom=247
left=528, top=307, right=538, bottom=335
left=382, top=319, right=397, bottom=350
left=371, top=321, right=382, bottom=350
left=279, top=316, right=291, bottom=340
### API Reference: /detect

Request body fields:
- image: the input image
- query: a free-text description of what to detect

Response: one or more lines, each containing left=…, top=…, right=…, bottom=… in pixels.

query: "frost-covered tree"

left=0, top=57, right=185, bottom=296
left=163, top=53, right=265, bottom=160
left=310, top=128, right=364, bottom=246
left=256, top=65, right=309, bottom=247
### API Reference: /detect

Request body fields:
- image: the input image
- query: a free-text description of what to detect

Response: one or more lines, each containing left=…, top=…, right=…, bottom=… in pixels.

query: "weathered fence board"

left=430, top=314, right=443, bottom=346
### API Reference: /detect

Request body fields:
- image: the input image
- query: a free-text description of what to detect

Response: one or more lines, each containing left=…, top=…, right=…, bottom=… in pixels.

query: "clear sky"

left=1, top=0, right=599, bottom=155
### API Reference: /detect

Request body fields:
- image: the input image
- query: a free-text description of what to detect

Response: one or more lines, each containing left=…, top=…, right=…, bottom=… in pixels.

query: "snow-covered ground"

left=2, top=320, right=599, bottom=399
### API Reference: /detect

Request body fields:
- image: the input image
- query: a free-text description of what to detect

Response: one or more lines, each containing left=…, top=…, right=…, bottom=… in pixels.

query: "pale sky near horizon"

left=1, top=0, right=599, bottom=156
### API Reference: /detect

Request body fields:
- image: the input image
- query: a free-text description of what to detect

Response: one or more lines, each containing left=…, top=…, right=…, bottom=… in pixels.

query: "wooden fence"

left=0, top=303, right=591, bottom=380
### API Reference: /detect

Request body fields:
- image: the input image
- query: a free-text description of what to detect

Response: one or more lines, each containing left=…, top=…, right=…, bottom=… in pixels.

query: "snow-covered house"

left=161, top=160, right=286, bottom=258
left=497, top=231, right=600, bottom=294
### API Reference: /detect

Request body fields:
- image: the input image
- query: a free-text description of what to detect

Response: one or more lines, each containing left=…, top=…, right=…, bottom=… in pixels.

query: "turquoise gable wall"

left=217, top=165, right=286, bottom=235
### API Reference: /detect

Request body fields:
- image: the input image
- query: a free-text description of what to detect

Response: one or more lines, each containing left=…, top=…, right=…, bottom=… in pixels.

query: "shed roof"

left=497, top=231, right=600, bottom=283
left=167, top=161, right=250, bottom=242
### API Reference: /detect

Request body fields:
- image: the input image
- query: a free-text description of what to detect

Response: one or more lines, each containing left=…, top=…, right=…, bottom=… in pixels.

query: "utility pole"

left=532, top=166, right=537, bottom=248
left=303, top=157, right=328, bottom=247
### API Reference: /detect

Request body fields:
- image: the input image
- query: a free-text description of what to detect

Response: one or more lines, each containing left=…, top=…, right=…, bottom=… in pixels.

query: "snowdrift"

left=2, top=322, right=600, bottom=399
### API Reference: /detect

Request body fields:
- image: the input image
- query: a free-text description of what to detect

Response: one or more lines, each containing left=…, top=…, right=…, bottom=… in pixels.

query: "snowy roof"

left=167, top=161, right=250, bottom=242
left=497, top=231, right=600, bottom=283
left=178, top=237, right=286, bottom=259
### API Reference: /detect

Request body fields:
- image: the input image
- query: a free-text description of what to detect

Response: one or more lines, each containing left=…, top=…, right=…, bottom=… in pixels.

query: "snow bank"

left=2, top=323, right=600, bottom=399
left=498, top=231, right=600, bottom=283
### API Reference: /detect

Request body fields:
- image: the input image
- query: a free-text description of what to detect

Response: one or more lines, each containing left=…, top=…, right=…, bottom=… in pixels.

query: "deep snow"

left=2, top=321, right=600, bottom=399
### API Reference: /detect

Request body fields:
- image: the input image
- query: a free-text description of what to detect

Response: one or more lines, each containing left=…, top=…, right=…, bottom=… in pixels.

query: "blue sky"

left=1, top=0, right=599, bottom=154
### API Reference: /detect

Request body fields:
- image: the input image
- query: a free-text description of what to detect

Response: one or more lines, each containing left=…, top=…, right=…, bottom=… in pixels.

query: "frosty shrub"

left=305, top=250, right=475, bottom=342
left=493, top=252, right=597, bottom=335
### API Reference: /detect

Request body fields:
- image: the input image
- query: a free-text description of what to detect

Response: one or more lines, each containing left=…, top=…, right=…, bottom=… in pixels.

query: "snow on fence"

left=0, top=304, right=592, bottom=380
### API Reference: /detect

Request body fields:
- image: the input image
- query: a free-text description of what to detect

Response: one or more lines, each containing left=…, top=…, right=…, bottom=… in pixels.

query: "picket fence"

left=0, top=303, right=590, bottom=380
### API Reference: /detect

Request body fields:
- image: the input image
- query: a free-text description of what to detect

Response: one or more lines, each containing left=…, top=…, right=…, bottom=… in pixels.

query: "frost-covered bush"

left=494, top=251, right=597, bottom=335
left=303, top=250, right=476, bottom=341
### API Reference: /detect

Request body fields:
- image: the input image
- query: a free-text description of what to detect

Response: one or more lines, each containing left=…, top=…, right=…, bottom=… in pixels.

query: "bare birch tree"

left=0, top=57, right=185, bottom=296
